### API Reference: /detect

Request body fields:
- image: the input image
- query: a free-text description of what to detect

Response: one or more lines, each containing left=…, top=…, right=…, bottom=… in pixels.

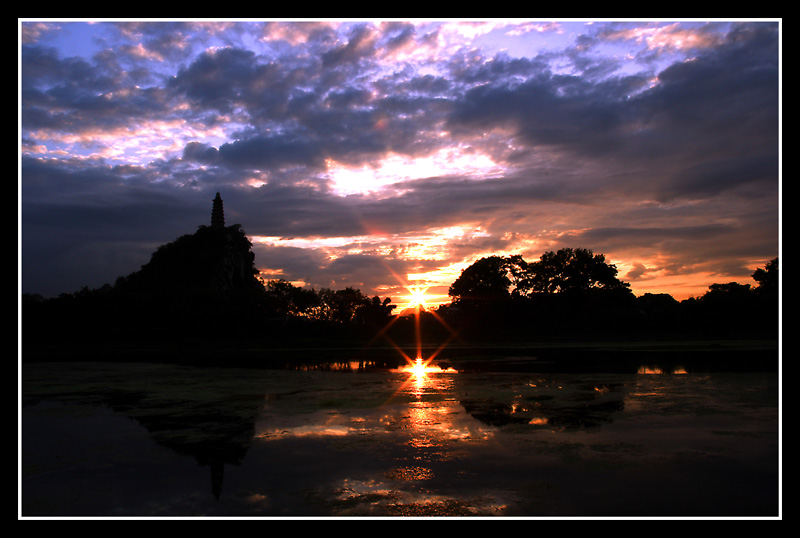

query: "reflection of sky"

left=243, top=365, right=778, bottom=515
left=21, top=360, right=778, bottom=516
left=252, top=362, right=718, bottom=447
left=249, top=366, right=503, bottom=514
left=254, top=366, right=494, bottom=445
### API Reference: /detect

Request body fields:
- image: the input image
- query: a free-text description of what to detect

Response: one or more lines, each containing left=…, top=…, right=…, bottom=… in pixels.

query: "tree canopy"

left=447, top=255, right=518, bottom=305
left=517, top=248, right=631, bottom=296
left=752, top=258, right=778, bottom=295
left=444, top=249, right=777, bottom=340
left=449, top=248, right=631, bottom=305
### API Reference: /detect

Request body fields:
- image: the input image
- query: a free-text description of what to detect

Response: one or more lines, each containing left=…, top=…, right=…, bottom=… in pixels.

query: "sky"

left=19, top=19, right=781, bottom=310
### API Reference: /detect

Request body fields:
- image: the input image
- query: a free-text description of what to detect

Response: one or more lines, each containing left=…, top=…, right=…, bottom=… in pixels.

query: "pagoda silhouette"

left=211, top=192, right=225, bottom=228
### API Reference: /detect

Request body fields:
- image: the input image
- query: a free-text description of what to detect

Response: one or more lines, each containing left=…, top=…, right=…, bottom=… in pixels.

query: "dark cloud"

left=321, top=23, right=380, bottom=68
left=168, top=47, right=270, bottom=113
left=217, top=134, right=328, bottom=171
left=21, top=44, right=172, bottom=138
left=447, top=23, right=778, bottom=204
left=449, top=73, right=634, bottom=158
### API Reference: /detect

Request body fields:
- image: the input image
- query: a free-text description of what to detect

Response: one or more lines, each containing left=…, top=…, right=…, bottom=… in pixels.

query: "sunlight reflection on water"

left=21, top=361, right=779, bottom=517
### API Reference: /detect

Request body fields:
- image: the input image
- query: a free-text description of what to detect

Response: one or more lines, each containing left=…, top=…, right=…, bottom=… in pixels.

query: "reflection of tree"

left=457, top=376, right=627, bottom=431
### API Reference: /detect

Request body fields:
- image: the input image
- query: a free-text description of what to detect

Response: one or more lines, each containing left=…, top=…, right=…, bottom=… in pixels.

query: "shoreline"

left=21, top=337, right=779, bottom=373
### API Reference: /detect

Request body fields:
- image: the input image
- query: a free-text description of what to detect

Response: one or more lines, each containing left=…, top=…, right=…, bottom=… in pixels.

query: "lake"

left=20, top=357, right=779, bottom=518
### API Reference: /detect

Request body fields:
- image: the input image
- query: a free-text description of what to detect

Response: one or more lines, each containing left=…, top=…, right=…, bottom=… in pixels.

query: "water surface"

left=21, top=359, right=779, bottom=517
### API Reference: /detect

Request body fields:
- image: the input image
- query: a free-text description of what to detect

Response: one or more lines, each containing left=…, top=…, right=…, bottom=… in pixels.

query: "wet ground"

left=20, top=359, right=779, bottom=518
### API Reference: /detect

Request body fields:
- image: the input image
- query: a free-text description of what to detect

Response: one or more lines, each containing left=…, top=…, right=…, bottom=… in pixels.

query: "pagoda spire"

left=211, top=192, right=225, bottom=228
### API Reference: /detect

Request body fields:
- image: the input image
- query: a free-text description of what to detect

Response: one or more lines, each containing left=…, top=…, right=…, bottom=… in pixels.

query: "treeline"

left=21, top=227, right=779, bottom=353
left=21, top=279, right=398, bottom=346
left=262, top=279, right=395, bottom=326
left=435, top=249, right=779, bottom=341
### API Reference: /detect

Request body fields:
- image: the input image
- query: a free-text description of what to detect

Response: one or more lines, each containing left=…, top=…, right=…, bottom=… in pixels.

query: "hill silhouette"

left=109, top=222, right=264, bottom=333
left=23, top=194, right=268, bottom=344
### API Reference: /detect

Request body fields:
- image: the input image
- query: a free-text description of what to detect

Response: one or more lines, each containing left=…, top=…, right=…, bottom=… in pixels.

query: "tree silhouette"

left=682, top=258, right=779, bottom=337
left=318, top=287, right=371, bottom=324
left=263, top=281, right=395, bottom=327
left=449, top=249, right=631, bottom=305
left=356, top=295, right=396, bottom=327
left=752, top=257, right=778, bottom=296
left=448, top=255, right=522, bottom=306
left=518, top=247, right=631, bottom=296
left=444, top=249, right=640, bottom=339
left=265, top=279, right=320, bottom=318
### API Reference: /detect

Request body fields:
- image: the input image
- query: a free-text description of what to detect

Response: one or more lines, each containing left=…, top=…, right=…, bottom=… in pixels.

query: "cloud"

left=20, top=20, right=780, bottom=302
left=599, top=21, right=726, bottom=55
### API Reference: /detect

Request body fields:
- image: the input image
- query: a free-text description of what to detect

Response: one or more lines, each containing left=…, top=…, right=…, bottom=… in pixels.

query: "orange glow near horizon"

left=637, top=365, right=688, bottom=375
left=252, top=232, right=768, bottom=308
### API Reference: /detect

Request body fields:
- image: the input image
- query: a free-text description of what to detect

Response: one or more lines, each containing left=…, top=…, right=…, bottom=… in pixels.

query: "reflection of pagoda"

left=97, top=382, right=261, bottom=502
left=211, top=192, right=225, bottom=228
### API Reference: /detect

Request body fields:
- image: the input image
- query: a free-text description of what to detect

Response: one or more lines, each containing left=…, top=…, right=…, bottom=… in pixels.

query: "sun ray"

left=353, top=258, right=467, bottom=404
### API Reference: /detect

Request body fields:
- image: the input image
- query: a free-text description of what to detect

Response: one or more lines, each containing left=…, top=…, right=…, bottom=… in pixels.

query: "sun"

left=410, top=357, right=430, bottom=377
left=406, top=286, right=429, bottom=309
left=402, top=356, right=442, bottom=377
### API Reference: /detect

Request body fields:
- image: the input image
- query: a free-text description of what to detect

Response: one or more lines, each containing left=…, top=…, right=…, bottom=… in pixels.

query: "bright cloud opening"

left=326, top=147, right=506, bottom=196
